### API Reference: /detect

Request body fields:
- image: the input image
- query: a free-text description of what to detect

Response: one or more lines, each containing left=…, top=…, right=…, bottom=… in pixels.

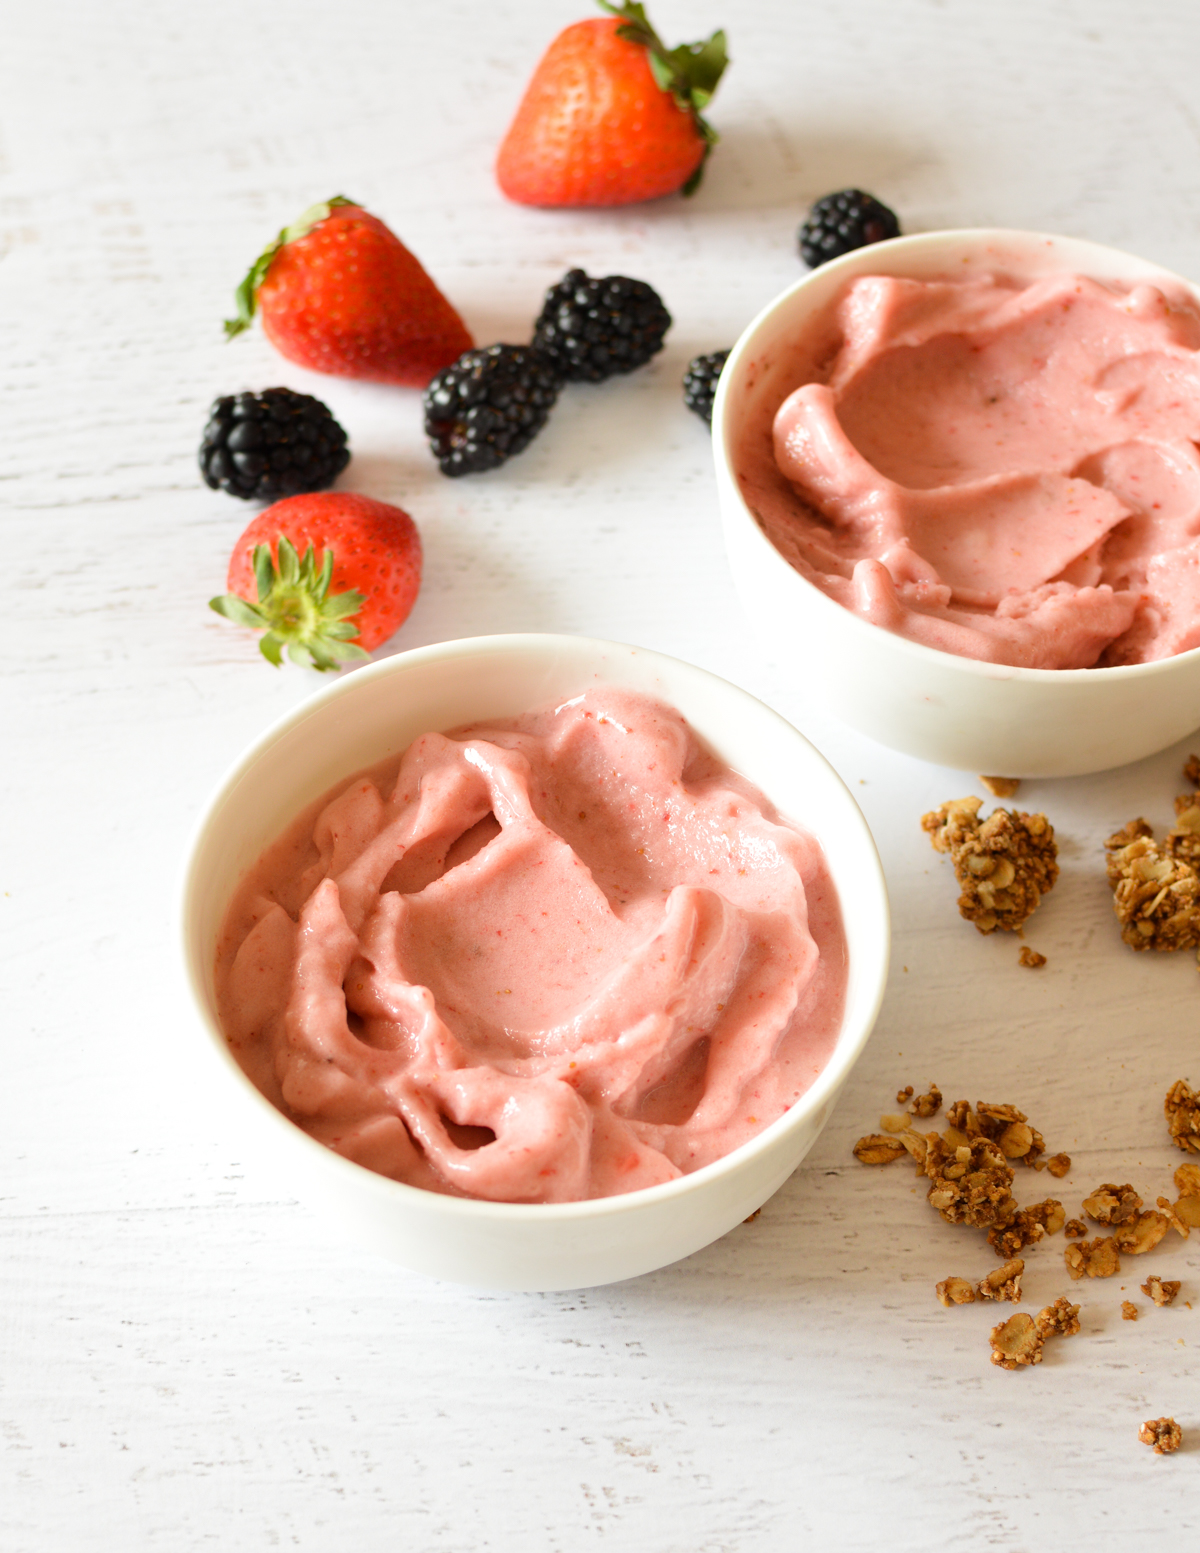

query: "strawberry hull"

left=224, top=493, right=422, bottom=655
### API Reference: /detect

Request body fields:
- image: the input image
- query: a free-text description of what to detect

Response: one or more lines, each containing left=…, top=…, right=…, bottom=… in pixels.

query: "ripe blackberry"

left=531, top=269, right=671, bottom=383
left=423, top=344, right=562, bottom=476
left=682, top=350, right=730, bottom=424
left=200, top=388, right=349, bottom=500
left=798, top=189, right=901, bottom=269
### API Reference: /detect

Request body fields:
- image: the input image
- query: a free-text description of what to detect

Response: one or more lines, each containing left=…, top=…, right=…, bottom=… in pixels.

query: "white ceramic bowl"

left=180, top=634, right=889, bottom=1291
left=713, top=229, right=1200, bottom=777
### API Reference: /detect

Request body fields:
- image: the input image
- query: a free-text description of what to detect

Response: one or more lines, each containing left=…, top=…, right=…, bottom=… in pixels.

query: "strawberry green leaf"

left=276, top=535, right=300, bottom=588
left=598, top=2, right=728, bottom=191
left=209, top=594, right=268, bottom=629
left=209, top=535, right=369, bottom=672
left=313, top=548, right=334, bottom=603
left=254, top=543, right=275, bottom=603
left=224, top=195, right=359, bottom=339
left=666, top=30, right=728, bottom=111
left=323, top=592, right=363, bottom=621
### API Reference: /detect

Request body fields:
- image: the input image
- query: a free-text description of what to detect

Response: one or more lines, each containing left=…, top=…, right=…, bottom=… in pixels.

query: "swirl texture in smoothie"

left=741, top=271, right=1200, bottom=668
left=216, top=688, right=847, bottom=1203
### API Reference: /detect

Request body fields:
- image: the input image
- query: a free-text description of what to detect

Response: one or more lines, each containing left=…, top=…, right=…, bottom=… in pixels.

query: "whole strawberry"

left=496, top=2, right=728, bottom=207
left=225, top=197, right=473, bottom=387
left=210, top=492, right=422, bottom=669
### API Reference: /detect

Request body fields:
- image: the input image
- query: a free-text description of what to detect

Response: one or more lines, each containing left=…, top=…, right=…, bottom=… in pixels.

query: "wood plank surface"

left=4, top=1, right=1200, bottom=1547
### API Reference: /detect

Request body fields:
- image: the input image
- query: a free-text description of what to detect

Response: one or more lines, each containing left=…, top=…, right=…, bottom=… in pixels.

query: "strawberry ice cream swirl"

left=216, top=688, right=847, bottom=1202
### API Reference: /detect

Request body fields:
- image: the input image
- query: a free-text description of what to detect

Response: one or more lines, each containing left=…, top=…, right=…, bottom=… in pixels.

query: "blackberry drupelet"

left=682, top=350, right=730, bottom=424
left=200, top=388, right=349, bottom=500
left=532, top=269, right=671, bottom=383
left=798, top=190, right=901, bottom=269
left=423, top=344, right=562, bottom=476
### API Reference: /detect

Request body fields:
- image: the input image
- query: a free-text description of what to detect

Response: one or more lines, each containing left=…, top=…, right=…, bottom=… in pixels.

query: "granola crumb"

left=1064, top=1237, right=1121, bottom=1279
left=936, top=1276, right=977, bottom=1307
left=1121, top=1300, right=1138, bottom=1321
left=977, top=1258, right=1024, bottom=1303
left=896, top=1085, right=914, bottom=1106
left=1139, top=1417, right=1182, bottom=1454
left=1035, top=1295, right=1081, bottom=1339
left=1185, top=754, right=1200, bottom=789
left=1064, top=1218, right=1086, bottom=1238
left=922, top=797, right=1059, bottom=934
left=1045, top=1153, right=1071, bottom=1178
left=981, top=775, right=1021, bottom=798
left=1165, top=1079, right=1200, bottom=1153
left=989, top=1312, right=1043, bottom=1369
left=742, top=1208, right=761, bottom=1223
left=909, top=1083, right=942, bottom=1120
left=1018, top=946, right=1047, bottom=968
left=852, top=1134, right=907, bottom=1165
left=1142, top=1276, right=1181, bottom=1307
left=1082, top=1182, right=1143, bottom=1226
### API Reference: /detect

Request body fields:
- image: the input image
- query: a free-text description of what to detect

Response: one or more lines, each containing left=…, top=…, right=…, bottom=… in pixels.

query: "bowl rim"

left=712, top=225, right=1200, bottom=685
left=179, top=631, right=891, bottom=1223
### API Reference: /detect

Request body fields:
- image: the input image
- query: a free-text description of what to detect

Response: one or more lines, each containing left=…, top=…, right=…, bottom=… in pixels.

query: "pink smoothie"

left=215, top=688, right=847, bottom=1204
left=737, top=271, right=1200, bottom=669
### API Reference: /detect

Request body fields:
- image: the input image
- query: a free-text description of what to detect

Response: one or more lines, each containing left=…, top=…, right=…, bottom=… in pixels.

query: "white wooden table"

left=5, top=1, right=1200, bottom=1546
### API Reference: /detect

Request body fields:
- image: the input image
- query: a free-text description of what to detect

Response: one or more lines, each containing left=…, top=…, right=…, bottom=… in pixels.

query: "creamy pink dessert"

left=215, top=688, right=847, bottom=1204
left=736, top=270, right=1200, bottom=669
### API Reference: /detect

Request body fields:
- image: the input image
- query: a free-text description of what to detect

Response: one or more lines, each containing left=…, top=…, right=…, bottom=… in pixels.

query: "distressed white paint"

left=4, top=1, right=1200, bottom=1547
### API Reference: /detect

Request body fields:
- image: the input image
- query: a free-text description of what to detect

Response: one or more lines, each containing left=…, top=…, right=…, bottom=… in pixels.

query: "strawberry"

left=496, top=2, right=728, bottom=207
left=225, top=197, right=473, bottom=387
left=210, top=492, right=422, bottom=669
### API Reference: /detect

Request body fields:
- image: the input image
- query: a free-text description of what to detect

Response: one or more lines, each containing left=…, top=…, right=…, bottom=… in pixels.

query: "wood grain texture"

left=4, top=1, right=1200, bottom=1547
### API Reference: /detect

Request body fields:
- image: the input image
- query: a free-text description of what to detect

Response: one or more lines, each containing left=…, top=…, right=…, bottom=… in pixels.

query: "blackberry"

left=531, top=269, right=671, bottom=383
left=682, top=350, right=730, bottom=424
left=798, top=189, right=901, bottom=269
left=423, top=344, right=562, bottom=476
left=199, top=387, right=349, bottom=500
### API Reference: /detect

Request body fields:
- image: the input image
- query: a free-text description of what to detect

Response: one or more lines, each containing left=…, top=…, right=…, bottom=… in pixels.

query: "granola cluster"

left=988, top=1298, right=1081, bottom=1369
left=1104, top=822, right=1200, bottom=956
left=1113, top=1211, right=1170, bottom=1256
left=922, top=797, right=1059, bottom=934
left=1080, top=1183, right=1142, bottom=1225
left=977, top=1258, right=1024, bottom=1303
left=854, top=1083, right=1191, bottom=1408
left=1104, top=765, right=1200, bottom=961
left=944, top=1099, right=1046, bottom=1168
left=1064, top=1236, right=1120, bottom=1280
left=935, top=1258, right=1026, bottom=1307
left=1139, top=1418, right=1182, bottom=1455
left=925, top=1136, right=1016, bottom=1229
left=853, top=1093, right=1059, bottom=1242
left=1142, top=1275, right=1181, bottom=1308
left=1060, top=1171, right=1188, bottom=1279
left=1165, top=1079, right=1200, bottom=1153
